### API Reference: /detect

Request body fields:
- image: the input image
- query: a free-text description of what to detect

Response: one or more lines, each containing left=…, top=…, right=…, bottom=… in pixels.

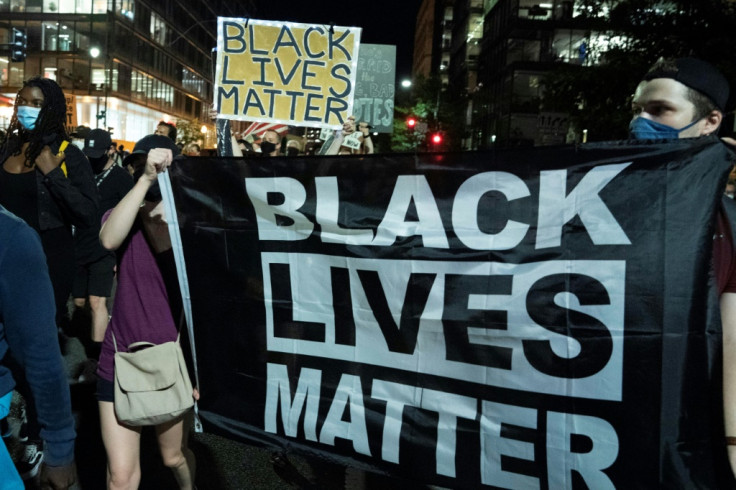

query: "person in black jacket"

left=73, top=128, right=133, bottom=362
left=0, top=76, right=98, bottom=322
left=0, top=75, right=97, bottom=480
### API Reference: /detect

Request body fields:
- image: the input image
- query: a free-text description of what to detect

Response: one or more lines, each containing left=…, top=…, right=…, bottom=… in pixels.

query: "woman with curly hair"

left=0, top=76, right=98, bottom=324
left=0, top=76, right=97, bottom=479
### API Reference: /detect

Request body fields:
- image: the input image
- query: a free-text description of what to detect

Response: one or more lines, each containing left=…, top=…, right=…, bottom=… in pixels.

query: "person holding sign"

left=318, top=116, right=364, bottom=155
left=97, top=135, right=197, bottom=490
left=629, top=57, right=736, bottom=478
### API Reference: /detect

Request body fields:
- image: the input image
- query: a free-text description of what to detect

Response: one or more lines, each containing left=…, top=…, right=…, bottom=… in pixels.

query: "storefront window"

left=58, top=24, right=72, bottom=51
left=43, top=0, right=74, bottom=12
left=42, top=21, right=58, bottom=51
left=75, top=31, right=90, bottom=52
left=91, top=67, right=105, bottom=90
left=57, top=58, right=74, bottom=89
left=25, top=21, right=42, bottom=52
left=43, top=56, right=57, bottom=80
left=10, top=0, right=26, bottom=12
left=0, top=57, right=9, bottom=85
left=116, top=0, right=133, bottom=20
left=9, top=62, right=24, bottom=86
left=74, top=0, right=90, bottom=12
left=150, top=11, right=167, bottom=45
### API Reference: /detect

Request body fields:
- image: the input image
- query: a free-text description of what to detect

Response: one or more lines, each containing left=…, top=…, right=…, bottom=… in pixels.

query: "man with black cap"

left=630, top=57, right=736, bottom=478
left=73, top=129, right=133, bottom=365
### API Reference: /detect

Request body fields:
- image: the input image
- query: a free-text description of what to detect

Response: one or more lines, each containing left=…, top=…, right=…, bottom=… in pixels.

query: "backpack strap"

left=57, top=140, right=68, bottom=177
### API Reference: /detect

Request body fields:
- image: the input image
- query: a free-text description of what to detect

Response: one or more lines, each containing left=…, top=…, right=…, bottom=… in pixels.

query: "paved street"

left=4, top=333, right=430, bottom=490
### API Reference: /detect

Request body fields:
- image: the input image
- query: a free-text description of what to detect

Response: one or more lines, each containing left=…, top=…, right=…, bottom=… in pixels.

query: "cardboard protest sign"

left=354, top=44, right=396, bottom=133
left=63, top=92, right=77, bottom=136
left=215, top=18, right=361, bottom=129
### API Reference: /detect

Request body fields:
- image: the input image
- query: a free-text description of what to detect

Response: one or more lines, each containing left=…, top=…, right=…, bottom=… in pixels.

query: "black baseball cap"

left=643, top=57, right=730, bottom=112
left=122, top=134, right=180, bottom=168
left=83, top=129, right=112, bottom=159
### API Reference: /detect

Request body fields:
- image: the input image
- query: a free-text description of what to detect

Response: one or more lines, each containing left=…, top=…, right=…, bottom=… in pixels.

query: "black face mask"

left=260, top=141, right=276, bottom=155
left=89, top=154, right=108, bottom=174
left=286, top=147, right=299, bottom=157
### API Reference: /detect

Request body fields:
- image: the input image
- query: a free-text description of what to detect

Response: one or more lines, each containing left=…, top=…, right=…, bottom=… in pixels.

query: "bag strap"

left=110, top=320, right=182, bottom=353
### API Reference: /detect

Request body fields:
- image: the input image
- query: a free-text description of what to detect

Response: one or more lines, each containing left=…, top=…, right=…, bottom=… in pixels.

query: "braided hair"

left=2, top=76, right=69, bottom=168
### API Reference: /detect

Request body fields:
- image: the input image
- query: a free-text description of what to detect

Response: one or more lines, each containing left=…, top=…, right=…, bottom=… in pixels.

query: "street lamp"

left=401, top=79, right=412, bottom=89
left=89, top=46, right=100, bottom=58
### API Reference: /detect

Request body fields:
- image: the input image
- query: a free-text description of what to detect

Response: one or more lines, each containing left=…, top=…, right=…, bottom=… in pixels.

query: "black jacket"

left=36, top=141, right=98, bottom=231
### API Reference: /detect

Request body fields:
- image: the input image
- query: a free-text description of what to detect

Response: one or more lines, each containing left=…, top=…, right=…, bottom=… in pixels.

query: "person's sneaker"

left=16, top=441, right=43, bottom=480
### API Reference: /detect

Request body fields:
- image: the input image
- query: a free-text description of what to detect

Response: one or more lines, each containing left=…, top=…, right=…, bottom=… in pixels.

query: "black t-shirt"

left=74, top=165, right=133, bottom=263
left=0, top=167, right=39, bottom=231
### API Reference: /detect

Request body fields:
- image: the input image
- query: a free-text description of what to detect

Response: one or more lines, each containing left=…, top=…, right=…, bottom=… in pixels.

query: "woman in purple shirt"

left=97, top=135, right=197, bottom=490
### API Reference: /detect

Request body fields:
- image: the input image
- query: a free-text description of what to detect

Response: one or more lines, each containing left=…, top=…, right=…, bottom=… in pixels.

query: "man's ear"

left=702, top=109, right=723, bottom=135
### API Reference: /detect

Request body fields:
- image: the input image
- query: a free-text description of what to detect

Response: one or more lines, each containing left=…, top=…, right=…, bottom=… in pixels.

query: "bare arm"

left=721, top=292, right=736, bottom=476
left=99, top=148, right=171, bottom=250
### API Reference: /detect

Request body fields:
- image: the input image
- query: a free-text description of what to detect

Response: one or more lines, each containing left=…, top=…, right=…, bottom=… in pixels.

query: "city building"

left=0, top=0, right=255, bottom=148
left=472, top=0, right=614, bottom=148
left=413, top=0, right=455, bottom=87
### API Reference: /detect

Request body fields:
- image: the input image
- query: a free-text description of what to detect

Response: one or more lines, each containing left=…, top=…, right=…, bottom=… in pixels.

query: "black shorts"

left=96, top=377, right=114, bottom=403
left=72, top=254, right=116, bottom=299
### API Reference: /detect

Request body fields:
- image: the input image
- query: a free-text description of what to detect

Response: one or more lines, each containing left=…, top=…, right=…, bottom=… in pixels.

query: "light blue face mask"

left=16, top=106, right=41, bottom=131
left=629, top=116, right=700, bottom=140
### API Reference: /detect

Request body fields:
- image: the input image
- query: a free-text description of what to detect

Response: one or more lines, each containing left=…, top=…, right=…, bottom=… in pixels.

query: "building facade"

left=413, top=0, right=455, bottom=87
left=0, top=0, right=255, bottom=147
left=473, top=0, right=615, bottom=148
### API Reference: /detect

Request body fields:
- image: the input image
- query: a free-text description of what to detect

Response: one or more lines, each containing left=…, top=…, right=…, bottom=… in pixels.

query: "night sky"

left=255, top=1, right=424, bottom=81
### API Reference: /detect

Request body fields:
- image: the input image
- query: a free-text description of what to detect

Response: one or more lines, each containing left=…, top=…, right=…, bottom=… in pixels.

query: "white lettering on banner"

left=245, top=177, right=314, bottom=240
left=546, top=411, right=617, bottom=490
left=371, top=175, right=449, bottom=248
left=536, top=162, right=632, bottom=249
left=245, top=162, right=632, bottom=250
left=262, top=253, right=625, bottom=401
left=480, top=401, right=538, bottom=489
left=452, top=171, right=530, bottom=250
left=264, top=363, right=619, bottom=487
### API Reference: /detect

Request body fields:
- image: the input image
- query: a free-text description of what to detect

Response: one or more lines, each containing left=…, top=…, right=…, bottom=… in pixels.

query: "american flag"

left=241, top=122, right=289, bottom=137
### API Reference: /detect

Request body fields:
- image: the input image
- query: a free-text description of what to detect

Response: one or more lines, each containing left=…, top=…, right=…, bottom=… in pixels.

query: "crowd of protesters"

left=0, top=77, right=198, bottom=489
left=2, top=55, right=736, bottom=489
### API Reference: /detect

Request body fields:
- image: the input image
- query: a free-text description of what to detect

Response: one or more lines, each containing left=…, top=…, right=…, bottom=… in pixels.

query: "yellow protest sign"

left=63, top=92, right=77, bottom=135
left=215, top=18, right=361, bottom=129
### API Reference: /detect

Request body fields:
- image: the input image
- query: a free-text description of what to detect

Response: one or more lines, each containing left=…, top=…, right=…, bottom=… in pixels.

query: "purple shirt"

left=98, top=212, right=178, bottom=382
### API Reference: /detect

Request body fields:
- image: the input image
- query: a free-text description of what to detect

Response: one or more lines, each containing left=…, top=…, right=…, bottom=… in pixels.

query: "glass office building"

left=0, top=0, right=254, bottom=147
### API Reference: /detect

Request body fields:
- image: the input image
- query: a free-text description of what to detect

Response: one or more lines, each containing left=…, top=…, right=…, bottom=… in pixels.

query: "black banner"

left=167, top=136, right=734, bottom=488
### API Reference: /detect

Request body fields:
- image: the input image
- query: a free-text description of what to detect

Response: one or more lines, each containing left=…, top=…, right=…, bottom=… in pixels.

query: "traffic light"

left=431, top=132, right=443, bottom=145
left=10, top=28, right=26, bottom=62
left=406, top=117, right=416, bottom=129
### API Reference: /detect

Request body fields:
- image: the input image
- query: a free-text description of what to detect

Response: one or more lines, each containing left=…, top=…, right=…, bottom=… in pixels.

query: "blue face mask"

left=629, top=116, right=700, bottom=140
left=16, top=106, right=41, bottom=131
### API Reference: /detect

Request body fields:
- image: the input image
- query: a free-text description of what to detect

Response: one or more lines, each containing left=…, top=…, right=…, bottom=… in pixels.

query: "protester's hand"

left=209, top=103, right=218, bottom=121
left=143, top=148, right=172, bottom=182
left=35, top=145, right=65, bottom=175
left=193, top=387, right=200, bottom=400
left=40, top=461, right=77, bottom=490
